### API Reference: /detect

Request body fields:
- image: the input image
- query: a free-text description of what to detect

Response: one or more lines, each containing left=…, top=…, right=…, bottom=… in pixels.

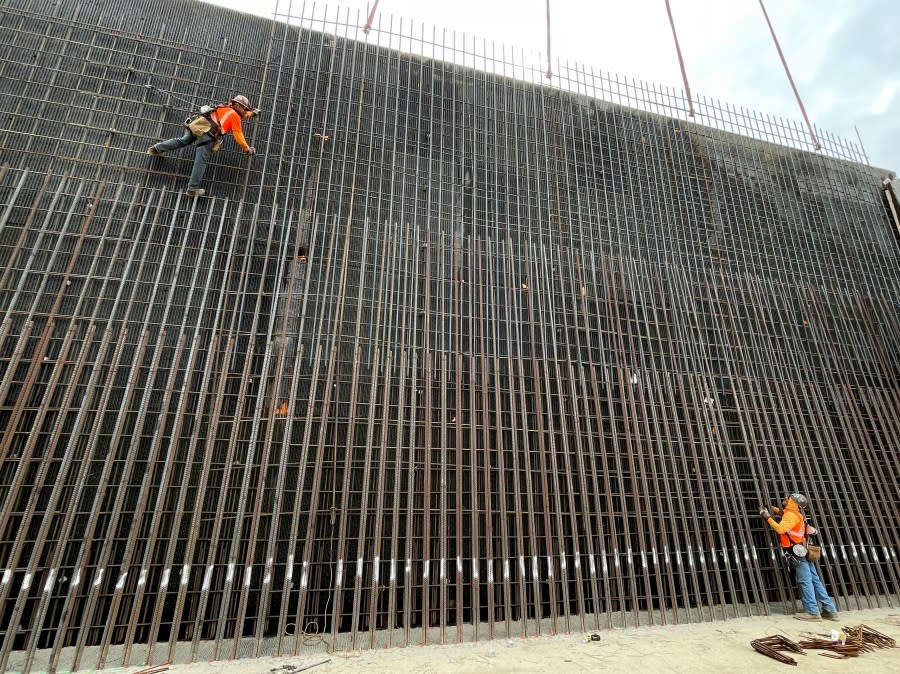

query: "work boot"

left=822, top=611, right=840, bottom=622
left=185, top=188, right=205, bottom=197
left=147, top=146, right=160, bottom=156
left=792, top=612, right=822, bottom=622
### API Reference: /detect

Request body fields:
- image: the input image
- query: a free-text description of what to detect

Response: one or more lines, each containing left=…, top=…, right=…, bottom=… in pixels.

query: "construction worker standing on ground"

left=760, top=492, right=839, bottom=622
left=148, top=95, right=259, bottom=197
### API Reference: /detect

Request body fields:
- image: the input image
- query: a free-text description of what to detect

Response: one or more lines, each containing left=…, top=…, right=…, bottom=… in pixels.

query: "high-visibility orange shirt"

left=766, top=506, right=806, bottom=548
left=212, top=106, right=250, bottom=151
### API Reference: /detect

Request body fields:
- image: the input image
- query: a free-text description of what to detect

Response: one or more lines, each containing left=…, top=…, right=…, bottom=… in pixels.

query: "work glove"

left=759, top=508, right=771, bottom=521
left=245, top=146, right=256, bottom=156
left=771, top=506, right=782, bottom=516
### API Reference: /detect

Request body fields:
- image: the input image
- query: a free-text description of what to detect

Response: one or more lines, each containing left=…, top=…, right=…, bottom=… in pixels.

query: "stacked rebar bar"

left=752, top=624, right=896, bottom=663
left=0, top=0, right=898, bottom=671
left=751, top=634, right=804, bottom=665
left=799, top=623, right=897, bottom=658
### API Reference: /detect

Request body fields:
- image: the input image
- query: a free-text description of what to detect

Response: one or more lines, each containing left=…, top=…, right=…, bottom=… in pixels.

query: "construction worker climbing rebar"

left=760, top=492, right=840, bottom=622
left=147, top=94, right=260, bottom=197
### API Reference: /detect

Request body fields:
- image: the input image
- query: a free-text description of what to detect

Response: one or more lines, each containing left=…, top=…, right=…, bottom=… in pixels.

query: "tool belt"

left=185, top=106, right=221, bottom=140
left=783, top=542, right=821, bottom=563
left=185, top=115, right=214, bottom=137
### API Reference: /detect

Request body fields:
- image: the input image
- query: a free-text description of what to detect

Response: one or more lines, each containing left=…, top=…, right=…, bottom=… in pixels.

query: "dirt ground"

left=108, top=607, right=900, bottom=674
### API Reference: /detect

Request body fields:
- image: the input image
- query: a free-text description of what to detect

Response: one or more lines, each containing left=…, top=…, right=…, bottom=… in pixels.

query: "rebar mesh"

left=0, top=0, right=898, bottom=671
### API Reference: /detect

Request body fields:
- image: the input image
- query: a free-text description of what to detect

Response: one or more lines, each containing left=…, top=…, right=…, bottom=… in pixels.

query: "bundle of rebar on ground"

left=753, top=624, right=896, bottom=664
left=750, top=635, right=805, bottom=665
left=798, top=624, right=896, bottom=659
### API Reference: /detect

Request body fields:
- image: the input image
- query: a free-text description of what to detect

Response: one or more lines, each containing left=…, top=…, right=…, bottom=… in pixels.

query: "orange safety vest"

left=210, top=106, right=250, bottom=150
left=779, top=510, right=807, bottom=549
left=213, top=106, right=240, bottom=131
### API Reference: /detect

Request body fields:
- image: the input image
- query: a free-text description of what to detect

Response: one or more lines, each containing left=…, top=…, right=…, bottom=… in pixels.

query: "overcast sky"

left=209, top=0, right=899, bottom=174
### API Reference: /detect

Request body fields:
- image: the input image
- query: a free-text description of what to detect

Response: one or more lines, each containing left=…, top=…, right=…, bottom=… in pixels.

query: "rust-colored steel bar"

left=97, top=333, right=189, bottom=668
left=36, top=322, right=131, bottom=668
left=480, top=244, right=496, bottom=642
left=804, top=281, right=900, bottom=599
left=283, top=342, right=324, bottom=655
left=363, top=0, right=380, bottom=33
left=544, top=0, right=552, bottom=79
left=664, top=0, right=695, bottom=116
left=758, top=0, right=821, bottom=150
left=132, top=229, right=219, bottom=667
left=0, top=322, right=84, bottom=669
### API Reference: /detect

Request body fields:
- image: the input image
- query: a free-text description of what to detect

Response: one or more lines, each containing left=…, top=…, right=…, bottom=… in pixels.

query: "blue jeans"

left=152, top=130, right=214, bottom=189
left=792, top=558, right=837, bottom=615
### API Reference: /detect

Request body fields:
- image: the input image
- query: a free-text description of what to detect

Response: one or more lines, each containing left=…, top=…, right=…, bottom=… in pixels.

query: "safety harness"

left=781, top=510, right=820, bottom=562
left=184, top=105, right=226, bottom=141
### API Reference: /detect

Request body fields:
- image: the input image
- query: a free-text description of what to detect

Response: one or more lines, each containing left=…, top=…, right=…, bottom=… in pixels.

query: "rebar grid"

left=0, top=0, right=898, bottom=671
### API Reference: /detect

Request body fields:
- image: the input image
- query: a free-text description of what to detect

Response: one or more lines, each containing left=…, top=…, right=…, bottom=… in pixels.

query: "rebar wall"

left=1, top=0, right=899, bottom=670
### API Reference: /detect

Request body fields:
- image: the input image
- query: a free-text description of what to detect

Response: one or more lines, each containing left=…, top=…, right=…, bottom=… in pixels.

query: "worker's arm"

left=766, top=510, right=800, bottom=534
left=231, top=124, right=251, bottom=152
left=221, top=110, right=253, bottom=152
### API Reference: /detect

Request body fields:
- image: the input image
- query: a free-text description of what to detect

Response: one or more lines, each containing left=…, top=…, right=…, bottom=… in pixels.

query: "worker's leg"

left=793, top=559, right=820, bottom=615
left=808, top=563, right=837, bottom=613
left=152, top=130, right=195, bottom=154
left=187, top=141, right=213, bottom=190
